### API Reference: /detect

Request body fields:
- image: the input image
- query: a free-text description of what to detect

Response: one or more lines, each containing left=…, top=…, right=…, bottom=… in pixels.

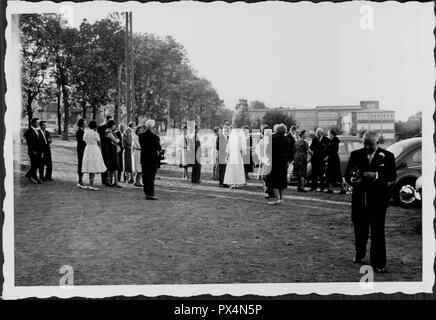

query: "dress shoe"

left=374, top=267, right=387, bottom=274
left=36, top=179, right=42, bottom=184
left=325, top=190, right=334, bottom=194
left=28, top=177, right=38, bottom=184
left=297, top=188, right=307, bottom=192
left=268, top=200, right=283, bottom=205
left=146, top=196, right=158, bottom=200
left=353, top=257, right=365, bottom=264
left=338, top=190, right=346, bottom=195
left=45, top=178, right=54, bottom=182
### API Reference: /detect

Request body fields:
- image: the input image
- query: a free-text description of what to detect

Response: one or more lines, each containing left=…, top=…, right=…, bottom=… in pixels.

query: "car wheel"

left=394, top=177, right=418, bottom=209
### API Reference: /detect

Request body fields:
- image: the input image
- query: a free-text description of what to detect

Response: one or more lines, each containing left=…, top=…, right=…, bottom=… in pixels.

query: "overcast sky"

left=11, top=1, right=435, bottom=121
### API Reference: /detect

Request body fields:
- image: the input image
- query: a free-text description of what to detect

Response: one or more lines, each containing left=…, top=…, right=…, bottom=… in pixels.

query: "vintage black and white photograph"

left=2, top=0, right=435, bottom=298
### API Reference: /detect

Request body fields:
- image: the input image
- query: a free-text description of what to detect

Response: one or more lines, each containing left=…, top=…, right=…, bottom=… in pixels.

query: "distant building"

left=247, top=100, right=396, bottom=145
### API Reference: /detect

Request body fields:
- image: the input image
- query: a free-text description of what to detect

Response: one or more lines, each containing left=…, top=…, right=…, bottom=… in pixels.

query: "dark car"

left=386, top=137, right=422, bottom=208
left=288, top=135, right=363, bottom=183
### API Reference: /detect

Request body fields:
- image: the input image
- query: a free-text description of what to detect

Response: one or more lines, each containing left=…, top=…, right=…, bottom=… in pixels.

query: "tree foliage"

left=261, top=110, right=296, bottom=131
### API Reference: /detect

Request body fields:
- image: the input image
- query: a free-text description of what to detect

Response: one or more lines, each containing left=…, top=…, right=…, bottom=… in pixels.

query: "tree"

left=249, top=100, right=267, bottom=110
left=44, top=14, right=79, bottom=140
left=20, top=14, right=51, bottom=127
left=395, top=111, right=422, bottom=140
left=232, top=99, right=251, bottom=128
left=261, top=110, right=296, bottom=131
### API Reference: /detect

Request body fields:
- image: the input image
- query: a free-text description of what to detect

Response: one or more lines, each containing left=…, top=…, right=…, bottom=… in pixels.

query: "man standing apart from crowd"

left=345, top=131, right=396, bottom=273
left=139, top=119, right=161, bottom=200
left=97, top=115, right=113, bottom=186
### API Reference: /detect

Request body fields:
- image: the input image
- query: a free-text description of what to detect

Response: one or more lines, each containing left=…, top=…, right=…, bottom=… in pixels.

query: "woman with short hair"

left=293, top=130, right=313, bottom=192
left=81, top=119, right=107, bottom=190
left=132, top=125, right=143, bottom=187
left=105, top=120, right=121, bottom=188
left=266, top=123, right=293, bottom=204
left=325, top=129, right=346, bottom=194
left=123, top=121, right=135, bottom=183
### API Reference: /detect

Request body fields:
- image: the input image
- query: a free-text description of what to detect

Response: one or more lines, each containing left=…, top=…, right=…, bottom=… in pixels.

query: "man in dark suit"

left=24, top=118, right=43, bottom=184
left=345, top=131, right=397, bottom=273
left=97, top=115, right=113, bottom=186
left=310, top=127, right=329, bottom=191
left=191, top=125, right=202, bottom=184
left=217, top=124, right=230, bottom=187
left=139, top=119, right=161, bottom=200
left=38, top=121, right=53, bottom=181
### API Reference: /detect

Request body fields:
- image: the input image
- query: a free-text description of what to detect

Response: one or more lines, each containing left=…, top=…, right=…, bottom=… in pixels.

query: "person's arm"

left=107, top=132, right=120, bottom=144
left=345, top=151, right=362, bottom=185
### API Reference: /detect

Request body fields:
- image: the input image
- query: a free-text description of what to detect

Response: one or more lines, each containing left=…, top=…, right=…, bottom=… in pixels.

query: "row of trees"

left=20, top=13, right=232, bottom=140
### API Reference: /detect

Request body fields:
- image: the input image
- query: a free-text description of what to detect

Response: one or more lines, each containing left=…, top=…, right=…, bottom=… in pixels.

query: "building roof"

left=354, top=109, right=395, bottom=113
left=316, top=105, right=361, bottom=110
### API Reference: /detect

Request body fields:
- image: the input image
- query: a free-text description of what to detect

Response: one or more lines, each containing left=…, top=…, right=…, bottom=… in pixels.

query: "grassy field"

left=13, top=138, right=422, bottom=286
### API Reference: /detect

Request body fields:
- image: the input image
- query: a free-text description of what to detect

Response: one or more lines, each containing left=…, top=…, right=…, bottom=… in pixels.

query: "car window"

left=406, top=148, right=422, bottom=166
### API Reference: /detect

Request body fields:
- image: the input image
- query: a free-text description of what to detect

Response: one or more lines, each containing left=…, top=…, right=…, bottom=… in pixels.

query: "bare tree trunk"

left=26, top=91, right=33, bottom=127
left=57, top=90, right=62, bottom=135
left=82, top=100, right=87, bottom=119
left=92, top=104, right=97, bottom=120
left=61, top=83, right=69, bottom=141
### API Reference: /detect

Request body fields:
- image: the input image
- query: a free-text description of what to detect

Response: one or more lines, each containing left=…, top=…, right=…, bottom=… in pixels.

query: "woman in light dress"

left=224, top=127, right=247, bottom=188
left=177, top=125, right=191, bottom=180
left=132, top=125, right=143, bottom=187
left=255, top=128, right=273, bottom=195
left=81, top=119, right=107, bottom=190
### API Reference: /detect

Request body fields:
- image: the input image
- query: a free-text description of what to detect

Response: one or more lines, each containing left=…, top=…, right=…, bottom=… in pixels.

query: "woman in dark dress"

left=325, top=129, right=346, bottom=194
left=265, top=124, right=293, bottom=205
left=115, top=123, right=125, bottom=182
left=242, top=126, right=254, bottom=180
left=104, top=120, right=121, bottom=188
left=293, top=130, right=313, bottom=192
left=123, top=122, right=135, bottom=183
left=76, top=118, right=86, bottom=188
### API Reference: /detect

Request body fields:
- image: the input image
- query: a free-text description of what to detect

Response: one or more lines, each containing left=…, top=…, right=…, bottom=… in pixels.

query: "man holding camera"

left=345, top=131, right=397, bottom=273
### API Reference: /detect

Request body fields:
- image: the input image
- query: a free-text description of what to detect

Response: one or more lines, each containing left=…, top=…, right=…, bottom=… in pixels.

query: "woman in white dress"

left=81, top=119, right=107, bottom=190
left=177, top=125, right=191, bottom=180
left=132, top=125, right=143, bottom=187
left=224, top=128, right=247, bottom=188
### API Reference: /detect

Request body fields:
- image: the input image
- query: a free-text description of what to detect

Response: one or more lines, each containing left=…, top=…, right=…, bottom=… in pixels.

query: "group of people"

left=75, top=115, right=162, bottom=200
left=23, top=118, right=53, bottom=184
left=23, top=116, right=397, bottom=273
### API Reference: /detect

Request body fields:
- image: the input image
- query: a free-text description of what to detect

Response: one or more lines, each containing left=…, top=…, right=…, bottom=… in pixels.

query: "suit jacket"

left=24, top=127, right=43, bottom=154
left=216, top=133, right=228, bottom=165
left=310, top=135, right=329, bottom=162
left=40, top=129, right=52, bottom=152
left=345, top=147, right=397, bottom=210
left=97, top=124, right=107, bottom=148
left=76, top=128, right=86, bottom=154
left=139, top=129, right=161, bottom=167
left=285, top=133, right=296, bottom=160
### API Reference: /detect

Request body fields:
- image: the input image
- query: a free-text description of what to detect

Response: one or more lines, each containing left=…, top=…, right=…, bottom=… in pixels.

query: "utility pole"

left=115, top=65, right=122, bottom=123
left=129, top=12, right=135, bottom=123
left=125, top=12, right=130, bottom=123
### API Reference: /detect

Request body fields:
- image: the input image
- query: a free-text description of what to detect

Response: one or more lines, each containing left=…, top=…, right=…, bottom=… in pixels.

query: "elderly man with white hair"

left=344, top=130, right=396, bottom=273
left=309, top=127, right=329, bottom=192
left=139, top=119, right=161, bottom=200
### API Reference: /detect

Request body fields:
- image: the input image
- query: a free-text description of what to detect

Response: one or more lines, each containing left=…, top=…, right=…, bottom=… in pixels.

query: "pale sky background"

left=10, top=1, right=435, bottom=121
